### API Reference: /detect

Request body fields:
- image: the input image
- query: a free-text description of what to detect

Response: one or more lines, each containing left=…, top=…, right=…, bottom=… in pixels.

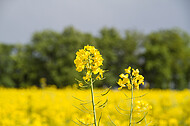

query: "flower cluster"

left=74, top=45, right=104, bottom=82
left=117, top=66, right=144, bottom=90
left=134, top=100, right=152, bottom=123
left=134, top=100, right=152, bottom=112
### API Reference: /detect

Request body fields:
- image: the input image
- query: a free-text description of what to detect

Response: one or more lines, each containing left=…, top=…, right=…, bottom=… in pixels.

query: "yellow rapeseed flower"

left=125, top=66, right=131, bottom=74
left=74, top=45, right=105, bottom=83
left=117, top=66, right=144, bottom=90
left=132, top=68, right=139, bottom=76
left=134, top=100, right=152, bottom=112
left=117, top=79, right=126, bottom=90
left=79, top=83, right=83, bottom=87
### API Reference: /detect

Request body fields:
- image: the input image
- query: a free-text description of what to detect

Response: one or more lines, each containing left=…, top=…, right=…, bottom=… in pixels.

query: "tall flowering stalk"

left=74, top=45, right=105, bottom=126
left=117, top=66, right=144, bottom=126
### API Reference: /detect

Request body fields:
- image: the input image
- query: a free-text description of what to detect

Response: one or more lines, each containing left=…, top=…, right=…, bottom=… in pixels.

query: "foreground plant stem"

left=144, top=112, right=148, bottom=126
left=129, top=76, right=134, bottom=126
left=90, top=75, right=97, bottom=126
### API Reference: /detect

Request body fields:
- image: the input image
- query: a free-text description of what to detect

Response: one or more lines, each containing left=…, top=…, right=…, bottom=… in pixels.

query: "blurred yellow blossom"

left=0, top=88, right=189, bottom=125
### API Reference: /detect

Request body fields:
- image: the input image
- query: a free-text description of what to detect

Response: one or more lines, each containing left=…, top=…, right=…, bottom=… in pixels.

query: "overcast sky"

left=0, top=0, right=189, bottom=44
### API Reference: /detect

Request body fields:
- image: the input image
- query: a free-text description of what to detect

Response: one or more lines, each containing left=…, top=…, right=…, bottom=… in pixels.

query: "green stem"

left=129, top=76, right=134, bottom=126
left=144, top=112, right=148, bottom=126
left=90, top=76, right=97, bottom=126
left=88, top=57, right=97, bottom=126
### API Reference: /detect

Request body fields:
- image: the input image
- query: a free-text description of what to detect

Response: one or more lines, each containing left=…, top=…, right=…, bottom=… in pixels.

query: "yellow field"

left=0, top=87, right=190, bottom=126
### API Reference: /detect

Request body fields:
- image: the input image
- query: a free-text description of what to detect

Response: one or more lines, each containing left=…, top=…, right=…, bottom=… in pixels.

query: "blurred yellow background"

left=0, top=87, right=189, bottom=126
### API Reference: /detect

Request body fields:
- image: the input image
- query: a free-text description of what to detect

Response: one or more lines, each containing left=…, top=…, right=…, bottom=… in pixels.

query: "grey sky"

left=0, top=0, right=189, bottom=44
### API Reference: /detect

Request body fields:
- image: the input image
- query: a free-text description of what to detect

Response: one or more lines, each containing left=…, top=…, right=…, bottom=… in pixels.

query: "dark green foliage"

left=0, top=27, right=189, bottom=89
left=143, top=29, right=190, bottom=89
left=0, top=44, right=15, bottom=87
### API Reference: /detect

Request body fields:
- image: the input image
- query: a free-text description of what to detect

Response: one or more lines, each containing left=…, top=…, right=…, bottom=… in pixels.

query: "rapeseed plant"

left=117, top=66, right=148, bottom=126
left=74, top=45, right=106, bottom=126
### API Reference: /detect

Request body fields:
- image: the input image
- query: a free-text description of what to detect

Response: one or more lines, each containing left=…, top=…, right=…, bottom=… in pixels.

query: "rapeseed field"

left=0, top=87, right=189, bottom=126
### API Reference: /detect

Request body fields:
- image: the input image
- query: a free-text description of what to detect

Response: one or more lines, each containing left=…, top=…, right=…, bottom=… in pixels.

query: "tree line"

left=0, top=26, right=190, bottom=89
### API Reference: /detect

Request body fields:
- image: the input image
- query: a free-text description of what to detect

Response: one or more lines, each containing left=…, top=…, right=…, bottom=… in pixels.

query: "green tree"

left=11, top=44, right=47, bottom=88
left=143, top=29, right=190, bottom=89
left=143, top=33, right=172, bottom=88
left=31, top=27, right=95, bottom=87
left=165, top=29, right=190, bottom=89
left=0, top=26, right=189, bottom=89
left=96, top=28, right=143, bottom=87
left=96, top=27, right=122, bottom=87
left=119, top=30, right=145, bottom=71
left=0, top=43, right=15, bottom=87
